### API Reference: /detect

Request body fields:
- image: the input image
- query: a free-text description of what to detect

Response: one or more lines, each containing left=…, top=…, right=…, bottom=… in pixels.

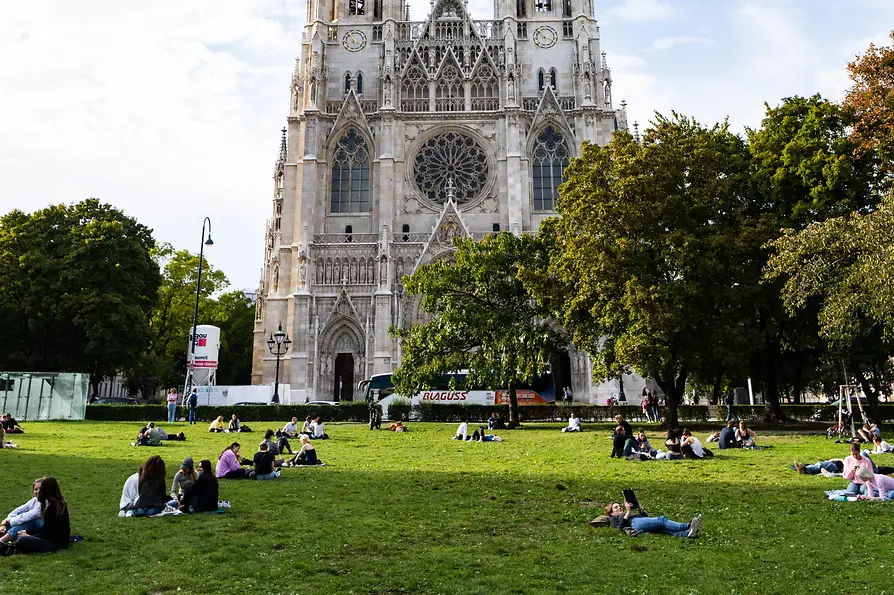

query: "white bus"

left=360, top=370, right=556, bottom=419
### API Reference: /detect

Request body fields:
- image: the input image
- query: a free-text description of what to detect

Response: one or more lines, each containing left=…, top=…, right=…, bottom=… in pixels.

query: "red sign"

left=197, top=337, right=207, bottom=347
left=192, top=360, right=217, bottom=369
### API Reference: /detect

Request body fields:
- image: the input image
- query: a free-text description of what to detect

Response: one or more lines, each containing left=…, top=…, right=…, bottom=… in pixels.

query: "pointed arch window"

left=356, top=72, right=363, bottom=95
left=550, top=68, right=558, bottom=93
left=470, top=65, right=499, bottom=110
left=538, top=69, right=545, bottom=91
left=535, top=0, right=552, bottom=11
left=435, top=64, right=463, bottom=112
left=344, top=73, right=351, bottom=95
left=330, top=129, right=371, bottom=213
left=401, top=64, right=428, bottom=112
left=349, top=0, right=365, bottom=16
left=532, top=126, right=570, bottom=211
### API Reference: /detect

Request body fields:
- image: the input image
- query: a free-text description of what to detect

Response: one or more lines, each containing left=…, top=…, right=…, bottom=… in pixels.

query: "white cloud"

left=610, top=0, right=676, bottom=22
left=652, top=35, right=713, bottom=51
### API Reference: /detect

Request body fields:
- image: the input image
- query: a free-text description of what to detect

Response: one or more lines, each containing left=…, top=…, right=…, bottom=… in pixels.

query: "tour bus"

left=360, top=370, right=556, bottom=419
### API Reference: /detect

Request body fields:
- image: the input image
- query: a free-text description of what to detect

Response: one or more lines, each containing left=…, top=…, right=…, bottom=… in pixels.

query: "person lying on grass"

left=871, top=434, right=894, bottom=454
left=177, top=460, right=219, bottom=512
left=388, top=419, right=407, bottom=432
left=251, top=441, right=278, bottom=480
left=0, top=479, right=42, bottom=545
left=216, top=443, right=251, bottom=480
left=792, top=459, right=844, bottom=476
left=454, top=420, right=471, bottom=441
left=208, top=416, right=226, bottom=433
left=855, top=466, right=894, bottom=501
left=681, top=429, right=713, bottom=459
left=471, top=427, right=503, bottom=442
left=562, top=413, right=581, bottom=433
left=605, top=501, right=702, bottom=538
left=0, top=477, right=69, bottom=556
left=134, top=455, right=168, bottom=517
left=286, top=435, right=323, bottom=466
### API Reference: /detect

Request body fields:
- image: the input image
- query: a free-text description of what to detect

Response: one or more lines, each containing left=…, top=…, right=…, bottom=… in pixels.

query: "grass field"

left=0, top=420, right=891, bottom=595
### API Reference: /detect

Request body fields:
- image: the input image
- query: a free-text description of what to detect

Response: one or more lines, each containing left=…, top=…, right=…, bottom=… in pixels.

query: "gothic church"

left=252, top=0, right=630, bottom=402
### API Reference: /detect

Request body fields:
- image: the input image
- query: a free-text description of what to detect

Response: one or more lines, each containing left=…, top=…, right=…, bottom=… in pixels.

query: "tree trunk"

left=711, top=372, right=723, bottom=406
left=761, top=346, right=786, bottom=422
left=792, top=362, right=803, bottom=405
left=853, top=362, right=881, bottom=423
left=655, top=369, right=687, bottom=429
left=507, top=379, right=520, bottom=428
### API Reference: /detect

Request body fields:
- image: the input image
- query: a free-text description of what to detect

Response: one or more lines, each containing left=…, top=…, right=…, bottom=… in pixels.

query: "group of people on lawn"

left=0, top=413, right=24, bottom=449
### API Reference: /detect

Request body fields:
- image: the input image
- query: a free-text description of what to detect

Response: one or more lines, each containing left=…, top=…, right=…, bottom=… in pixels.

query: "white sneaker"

left=118, top=510, right=126, bottom=518
left=124, top=510, right=135, bottom=517
left=688, top=514, right=702, bottom=538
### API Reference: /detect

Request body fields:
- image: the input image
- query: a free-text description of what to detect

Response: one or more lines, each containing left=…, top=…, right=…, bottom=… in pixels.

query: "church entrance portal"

left=333, top=353, right=355, bottom=401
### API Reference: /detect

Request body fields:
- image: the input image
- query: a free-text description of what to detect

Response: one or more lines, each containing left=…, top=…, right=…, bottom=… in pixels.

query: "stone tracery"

left=412, top=131, right=488, bottom=204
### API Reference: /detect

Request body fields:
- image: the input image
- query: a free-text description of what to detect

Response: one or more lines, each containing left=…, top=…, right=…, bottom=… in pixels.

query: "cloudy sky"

left=0, top=0, right=891, bottom=291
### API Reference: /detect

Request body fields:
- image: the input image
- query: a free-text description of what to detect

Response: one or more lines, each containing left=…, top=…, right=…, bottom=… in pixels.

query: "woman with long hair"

left=5, top=477, right=70, bottom=555
left=134, top=455, right=167, bottom=517
left=0, top=479, right=42, bottom=545
left=168, top=458, right=198, bottom=506
left=286, top=434, right=322, bottom=466
left=215, top=442, right=250, bottom=479
left=605, top=499, right=701, bottom=538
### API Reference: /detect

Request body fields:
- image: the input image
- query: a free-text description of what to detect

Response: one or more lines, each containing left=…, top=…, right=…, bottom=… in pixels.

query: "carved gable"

left=531, top=86, right=574, bottom=139
left=331, top=89, right=371, bottom=138
left=416, top=191, right=472, bottom=267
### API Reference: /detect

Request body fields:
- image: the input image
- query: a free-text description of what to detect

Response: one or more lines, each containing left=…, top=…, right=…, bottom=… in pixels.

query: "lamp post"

left=267, top=323, right=292, bottom=404
left=186, top=217, right=214, bottom=395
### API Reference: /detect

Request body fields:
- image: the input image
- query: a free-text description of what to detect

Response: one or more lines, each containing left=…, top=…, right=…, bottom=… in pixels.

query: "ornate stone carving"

left=412, top=130, right=488, bottom=203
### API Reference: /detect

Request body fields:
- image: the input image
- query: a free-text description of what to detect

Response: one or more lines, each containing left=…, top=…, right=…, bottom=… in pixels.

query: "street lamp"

left=186, top=217, right=214, bottom=395
left=267, top=323, right=292, bottom=404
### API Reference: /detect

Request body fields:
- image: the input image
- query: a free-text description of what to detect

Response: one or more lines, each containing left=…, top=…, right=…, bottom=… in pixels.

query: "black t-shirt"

left=183, top=473, right=219, bottom=512
left=618, top=420, right=632, bottom=437
left=254, top=450, right=275, bottom=475
left=2, top=417, right=19, bottom=431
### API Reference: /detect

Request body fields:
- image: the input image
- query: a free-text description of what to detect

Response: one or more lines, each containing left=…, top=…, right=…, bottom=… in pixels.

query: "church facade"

left=252, top=0, right=631, bottom=403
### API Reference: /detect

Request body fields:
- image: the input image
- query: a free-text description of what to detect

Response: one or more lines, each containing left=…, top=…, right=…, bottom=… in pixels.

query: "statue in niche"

left=583, top=72, right=592, bottom=102
left=298, top=256, right=307, bottom=287
left=255, top=296, right=263, bottom=320
left=384, top=79, right=392, bottom=105
left=272, top=262, right=279, bottom=292
left=367, top=259, right=374, bottom=284
left=428, top=50, right=436, bottom=70
left=507, top=75, right=515, bottom=101
left=379, top=257, right=387, bottom=286
left=604, top=80, right=612, bottom=105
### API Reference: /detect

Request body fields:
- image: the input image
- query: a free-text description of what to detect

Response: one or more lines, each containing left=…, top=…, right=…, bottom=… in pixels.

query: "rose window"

left=412, top=131, right=489, bottom=203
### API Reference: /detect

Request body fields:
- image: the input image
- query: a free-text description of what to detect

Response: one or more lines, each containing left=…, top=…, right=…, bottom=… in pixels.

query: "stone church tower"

left=252, top=0, right=630, bottom=402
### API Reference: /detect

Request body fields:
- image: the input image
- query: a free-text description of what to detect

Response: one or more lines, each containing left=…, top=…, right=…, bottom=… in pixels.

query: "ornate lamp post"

left=267, top=323, right=292, bottom=404
left=186, top=217, right=214, bottom=395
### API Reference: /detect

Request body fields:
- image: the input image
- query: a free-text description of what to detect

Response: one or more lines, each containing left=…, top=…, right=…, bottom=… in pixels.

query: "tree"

left=211, top=291, right=256, bottom=386
left=748, top=95, right=882, bottom=417
left=844, top=31, right=894, bottom=181
left=133, top=243, right=228, bottom=392
left=0, top=199, right=160, bottom=395
left=390, top=232, right=565, bottom=427
left=535, top=115, right=757, bottom=428
left=765, top=195, right=894, bottom=420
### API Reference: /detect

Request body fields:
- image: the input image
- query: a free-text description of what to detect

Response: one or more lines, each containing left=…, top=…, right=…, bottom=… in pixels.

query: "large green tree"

left=390, top=232, right=565, bottom=427
left=0, top=199, right=160, bottom=395
left=211, top=291, right=256, bottom=386
left=748, top=95, right=882, bottom=416
left=131, top=243, right=228, bottom=393
left=536, top=115, right=757, bottom=428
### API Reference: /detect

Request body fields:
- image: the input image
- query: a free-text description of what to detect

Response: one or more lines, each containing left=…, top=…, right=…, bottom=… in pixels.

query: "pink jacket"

left=216, top=449, right=241, bottom=478
left=843, top=455, right=874, bottom=483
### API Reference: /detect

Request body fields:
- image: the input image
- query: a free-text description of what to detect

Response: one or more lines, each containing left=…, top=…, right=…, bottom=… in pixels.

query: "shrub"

left=85, top=403, right=370, bottom=423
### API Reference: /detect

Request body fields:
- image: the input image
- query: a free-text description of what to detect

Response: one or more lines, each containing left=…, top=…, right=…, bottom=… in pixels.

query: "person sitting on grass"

left=133, top=422, right=162, bottom=447
left=119, top=471, right=139, bottom=517
left=252, top=441, right=279, bottom=480
left=282, top=417, right=300, bottom=438
left=844, top=442, right=875, bottom=495
left=133, top=455, right=168, bottom=517
left=169, top=458, right=198, bottom=503
left=208, top=416, right=226, bottom=433
left=310, top=417, right=329, bottom=440
left=681, top=429, right=713, bottom=459
left=228, top=414, right=242, bottom=433
left=216, top=443, right=251, bottom=480
left=1, top=414, right=24, bottom=434
left=718, top=420, right=739, bottom=449
left=735, top=421, right=757, bottom=448
left=0, top=479, right=42, bottom=546
left=287, top=435, right=323, bottom=466
left=634, top=431, right=657, bottom=458
left=614, top=414, right=633, bottom=438
left=300, top=416, right=313, bottom=435
left=611, top=425, right=636, bottom=458
left=661, top=430, right=684, bottom=460
left=605, top=500, right=702, bottom=538
left=792, top=458, right=845, bottom=476
left=855, top=466, right=894, bottom=501
left=265, top=429, right=291, bottom=459
left=562, top=413, right=581, bottom=433
left=178, top=460, right=219, bottom=513
left=0, top=477, right=69, bottom=556
left=857, top=422, right=877, bottom=444
left=871, top=434, right=894, bottom=454
left=454, top=420, right=470, bottom=441
left=0, top=424, right=13, bottom=449
left=487, top=412, right=499, bottom=429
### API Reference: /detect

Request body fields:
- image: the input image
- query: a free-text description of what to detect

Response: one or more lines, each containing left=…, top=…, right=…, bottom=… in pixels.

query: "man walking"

left=188, top=388, right=199, bottom=425
left=166, top=388, right=179, bottom=424
left=724, top=391, right=738, bottom=423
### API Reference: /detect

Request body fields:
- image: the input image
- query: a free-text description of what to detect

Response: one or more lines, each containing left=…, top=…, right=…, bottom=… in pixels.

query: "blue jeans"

left=631, top=515, right=691, bottom=537
left=189, top=407, right=197, bottom=424
left=846, top=482, right=869, bottom=495
left=167, top=403, right=177, bottom=423
left=803, top=460, right=840, bottom=475
left=133, top=507, right=164, bottom=517
left=725, top=406, right=737, bottom=422
left=8, top=517, right=43, bottom=541
left=254, top=472, right=277, bottom=480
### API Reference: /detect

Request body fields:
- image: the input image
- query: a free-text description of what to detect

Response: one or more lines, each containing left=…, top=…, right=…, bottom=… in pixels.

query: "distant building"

left=253, top=0, right=630, bottom=402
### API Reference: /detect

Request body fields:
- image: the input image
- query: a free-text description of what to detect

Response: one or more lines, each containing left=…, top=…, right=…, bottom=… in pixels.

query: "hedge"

left=85, top=403, right=369, bottom=423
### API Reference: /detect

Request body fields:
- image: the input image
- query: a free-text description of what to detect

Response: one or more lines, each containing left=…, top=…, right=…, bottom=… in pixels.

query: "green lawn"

left=0, top=421, right=890, bottom=594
